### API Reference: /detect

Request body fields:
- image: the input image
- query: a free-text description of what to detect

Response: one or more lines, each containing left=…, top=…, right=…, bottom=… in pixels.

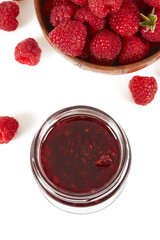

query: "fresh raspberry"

left=0, top=1, right=19, bottom=31
left=140, top=9, right=160, bottom=42
left=0, top=117, right=19, bottom=144
left=143, top=0, right=160, bottom=8
left=44, top=0, right=69, bottom=18
left=14, top=38, right=41, bottom=66
left=74, top=6, right=106, bottom=32
left=118, top=35, right=150, bottom=65
left=49, top=20, right=87, bottom=56
left=50, top=3, right=77, bottom=27
left=108, top=1, right=140, bottom=37
left=129, top=76, right=158, bottom=105
left=90, top=30, right=121, bottom=60
left=70, top=0, right=88, bottom=6
left=88, top=0, right=122, bottom=18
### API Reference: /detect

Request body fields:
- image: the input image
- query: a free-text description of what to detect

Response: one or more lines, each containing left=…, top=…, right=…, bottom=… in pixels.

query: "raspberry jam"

left=31, top=106, right=131, bottom=213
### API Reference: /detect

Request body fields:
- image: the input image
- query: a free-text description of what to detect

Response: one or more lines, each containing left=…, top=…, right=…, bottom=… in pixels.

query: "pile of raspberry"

left=44, top=0, right=160, bottom=66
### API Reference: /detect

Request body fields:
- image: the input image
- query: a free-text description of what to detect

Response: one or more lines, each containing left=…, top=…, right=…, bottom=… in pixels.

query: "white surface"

left=0, top=0, right=160, bottom=239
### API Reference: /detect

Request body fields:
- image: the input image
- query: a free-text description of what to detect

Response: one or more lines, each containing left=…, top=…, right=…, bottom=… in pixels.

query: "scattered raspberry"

left=143, top=0, right=160, bottom=8
left=140, top=9, right=160, bottom=42
left=90, top=30, right=121, bottom=60
left=88, top=0, right=122, bottom=18
left=0, top=1, right=19, bottom=31
left=0, top=117, right=19, bottom=144
left=74, top=6, right=106, bottom=32
left=49, top=20, right=87, bottom=56
left=108, top=1, right=140, bottom=37
left=44, top=0, right=69, bottom=18
left=129, top=76, right=158, bottom=105
left=14, top=38, right=41, bottom=66
left=118, top=35, right=150, bottom=65
left=50, top=3, right=77, bottom=27
left=70, top=0, right=88, bottom=6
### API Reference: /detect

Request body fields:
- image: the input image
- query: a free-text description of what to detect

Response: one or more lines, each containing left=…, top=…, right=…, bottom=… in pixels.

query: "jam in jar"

left=31, top=106, right=131, bottom=213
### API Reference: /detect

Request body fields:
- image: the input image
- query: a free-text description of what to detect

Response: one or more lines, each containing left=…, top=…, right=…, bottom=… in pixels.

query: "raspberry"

left=140, top=9, right=160, bottom=42
left=143, top=0, right=160, bottom=9
left=0, top=117, right=19, bottom=144
left=50, top=3, right=77, bottom=27
left=49, top=20, right=87, bottom=56
left=44, top=0, right=69, bottom=18
left=118, top=35, right=150, bottom=65
left=88, top=0, right=122, bottom=18
left=0, top=1, right=19, bottom=31
left=74, top=6, right=106, bottom=32
left=129, top=76, right=158, bottom=105
left=70, top=0, right=88, bottom=6
left=108, top=1, right=140, bottom=37
left=14, top=38, right=41, bottom=66
left=90, top=30, right=121, bottom=60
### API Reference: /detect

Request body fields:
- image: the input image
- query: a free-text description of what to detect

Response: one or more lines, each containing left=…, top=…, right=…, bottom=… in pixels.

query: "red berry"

left=108, top=1, right=140, bottom=37
left=70, top=0, right=87, bottom=6
left=0, top=117, right=19, bottom=144
left=90, top=30, right=121, bottom=60
left=88, top=0, right=122, bottom=18
left=50, top=3, right=77, bottom=27
left=44, top=0, right=69, bottom=18
left=118, top=35, right=150, bottom=65
left=129, top=76, right=158, bottom=105
left=140, top=9, right=160, bottom=42
left=74, top=6, right=106, bottom=32
left=49, top=20, right=87, bottom=57
left=14, top=38, right=41, bottom=66
left=143, top=0, right=160, bottom=9
left=0, top=1, right=19, bottom=31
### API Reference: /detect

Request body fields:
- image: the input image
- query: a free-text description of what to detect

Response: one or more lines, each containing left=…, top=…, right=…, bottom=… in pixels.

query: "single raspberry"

left=140, top=9, right=160, bottom=42
left=90, top=30, right=121, bottom=60
left=44, top=0, right=69, bottom=18
left=74, top=6, right=106, bottom=32
left=143, top=0, right=160, bottom=8
left=129, top=76, right=158, bottom=105
left=88, top=0, right=122, bottom=18
left=14, top=38, right=41, bottom=66
left=50, top=3, right=77, bottom=27
left=0, top=117, right=19, bottom=144
left=118, top=35, right=150, bottom=65
left=70, top=0, right=88, bottom=6
left=0, top=1, right=19, bottom=31
left=108, top=1, right=140, bottom=37
left=49, top=20, right=87, bottom=56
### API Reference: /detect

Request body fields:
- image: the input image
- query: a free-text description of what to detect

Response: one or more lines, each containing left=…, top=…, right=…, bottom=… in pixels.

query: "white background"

left=0, top=0, right=160, bottom=239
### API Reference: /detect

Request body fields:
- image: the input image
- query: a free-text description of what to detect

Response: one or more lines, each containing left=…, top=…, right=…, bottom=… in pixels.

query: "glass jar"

left=30, top=106, right=131, bottom=214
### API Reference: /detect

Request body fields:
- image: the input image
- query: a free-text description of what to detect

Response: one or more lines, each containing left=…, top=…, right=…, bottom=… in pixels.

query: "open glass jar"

left=30, top=106, right=131, bottom=214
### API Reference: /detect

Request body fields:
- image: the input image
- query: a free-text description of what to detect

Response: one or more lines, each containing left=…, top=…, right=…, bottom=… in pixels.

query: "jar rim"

left=30, top=105, right=131, bottom=206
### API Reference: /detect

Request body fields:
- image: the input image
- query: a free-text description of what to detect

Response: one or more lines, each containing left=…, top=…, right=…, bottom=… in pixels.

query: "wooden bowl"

left=34, top=0, right=160, bottom=74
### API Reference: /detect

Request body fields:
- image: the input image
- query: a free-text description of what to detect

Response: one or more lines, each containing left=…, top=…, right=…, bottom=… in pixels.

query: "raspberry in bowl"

left=30, top=106, right=131, bottom=213
left=34, top=0, right=160, bottom=74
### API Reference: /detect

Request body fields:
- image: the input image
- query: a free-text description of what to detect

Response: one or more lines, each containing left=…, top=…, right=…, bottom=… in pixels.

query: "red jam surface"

left=40, top=115, right=121, bottom=194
